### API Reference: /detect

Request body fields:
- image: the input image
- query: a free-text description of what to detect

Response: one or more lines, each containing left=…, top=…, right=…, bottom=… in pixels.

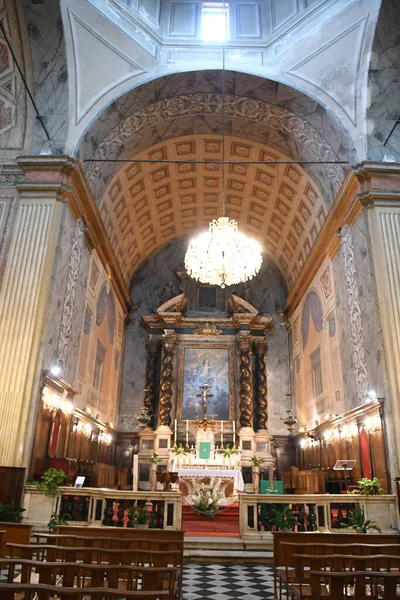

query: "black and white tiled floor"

left=183, top=564, right=275, bottom=600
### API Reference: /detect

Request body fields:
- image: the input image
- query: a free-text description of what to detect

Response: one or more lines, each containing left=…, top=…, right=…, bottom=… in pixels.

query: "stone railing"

left=22, top=486, right=182, bottom=530
left=239, top=493, right=397, bottom=538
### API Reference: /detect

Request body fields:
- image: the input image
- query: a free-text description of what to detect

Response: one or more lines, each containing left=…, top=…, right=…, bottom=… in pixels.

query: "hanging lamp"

left=184, top=6, right=263, bottom=288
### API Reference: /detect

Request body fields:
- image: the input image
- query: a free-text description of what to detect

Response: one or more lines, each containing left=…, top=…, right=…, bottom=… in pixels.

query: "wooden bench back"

left=0, top=523, right=32, bottom=555
left=56, top=526, right=184, bottom=542
left=0, top=558, right=177, bottom=596
left=32, top=534, right=183, bottom=554
left=282, top=542, right=400, bottom=573
left=7, top=543, right=182, bottom=567
left=0, top=582, right=170, bottom=600
left=273, top=531, right=400, bottom=569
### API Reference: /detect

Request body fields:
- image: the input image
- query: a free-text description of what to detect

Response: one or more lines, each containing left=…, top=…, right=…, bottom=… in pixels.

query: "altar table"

left=176, top=467, right=245, bottom=492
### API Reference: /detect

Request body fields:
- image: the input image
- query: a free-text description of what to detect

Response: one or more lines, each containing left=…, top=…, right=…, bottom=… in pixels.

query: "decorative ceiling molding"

left=98, top=134, right=328, bottom=287
left=85, top=92, right=346, bottom=198
left=67, top=8, right=147, bottom=124
left=288, top=18, right=367, bottom=126
left=0, top=0, right=28, bottom=151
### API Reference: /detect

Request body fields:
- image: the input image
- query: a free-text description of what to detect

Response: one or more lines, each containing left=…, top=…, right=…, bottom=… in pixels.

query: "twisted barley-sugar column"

left=254, top=339, right=268, bottom=430
left=237, top=336, right=253, bottom=428
left=158, top=334, right=177, bottom=427
left=144, top=339, right=160, bottom=428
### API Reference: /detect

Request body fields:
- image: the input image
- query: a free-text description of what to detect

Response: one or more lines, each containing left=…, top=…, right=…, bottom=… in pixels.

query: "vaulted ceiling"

left=100, top=134, right=327, bottom=288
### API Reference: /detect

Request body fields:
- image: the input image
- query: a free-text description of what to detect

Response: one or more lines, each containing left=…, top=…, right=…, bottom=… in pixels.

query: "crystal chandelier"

left=184, top=26, right=263, bottom=288
left=185, top=217, right=262, bottom=288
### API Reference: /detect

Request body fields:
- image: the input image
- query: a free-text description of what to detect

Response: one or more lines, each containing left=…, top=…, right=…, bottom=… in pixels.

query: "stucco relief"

left=339, top=224, right=369, bottom=405
left=85, top=93, right=344, bottom=195
left=56, top=218, right=86, bottom=374
left=319, top=265, right=333, bottom=301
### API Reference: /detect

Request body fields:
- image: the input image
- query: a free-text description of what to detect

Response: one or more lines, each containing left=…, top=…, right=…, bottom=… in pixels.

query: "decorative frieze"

left=56, top=218, right=86, bottom=375
left=339, top=224, right=369, bottom=404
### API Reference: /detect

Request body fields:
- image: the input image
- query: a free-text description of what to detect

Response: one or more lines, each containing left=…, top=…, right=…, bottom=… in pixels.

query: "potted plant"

left=172, top=444, right=188, bottom=467
left=222, top=445, right=238, bottom=466
left=134, top=506, right=150, bottom=529
left=189, top=487, right=221, bottom=518
left=342, top=505, right=382, bottom=533
left=349, top=477, right=386, bottom=496
left=271, top=504, right=296, bottom=531
left=250, top=456, right=265, bottom=493
left=31, top=468, right=68, bottom=496
left=24, top=468, right=68, bottom=528
left=47, top=512, right=71, bottom=533
left=0, top=499, right=25, bottom=523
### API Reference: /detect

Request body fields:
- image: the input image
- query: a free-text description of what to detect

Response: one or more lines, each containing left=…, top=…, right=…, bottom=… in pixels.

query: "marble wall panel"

left=42, top=206, right=90, bottom=387
left=332, top=213, right=389, bottom=412
left=22, top=0, right=69, bottom=152
left=367, top=0, right=400, bottom=161
left=350, top=213, right=389, bottom=400
left=118, top=239, right=290, bottom=433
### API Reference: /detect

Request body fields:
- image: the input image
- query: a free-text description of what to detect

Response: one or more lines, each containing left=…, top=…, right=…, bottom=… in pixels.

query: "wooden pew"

left=308, top=570, right=400, bottom=600
left=273, top=531, right=400, bottom=598
left=32, top=533, right=184, bottom=554
left=0, top=583, right=170, bottom=600
left=7, top=544, right=182, bottom=568
left=0, top=522, right=32, bottom=555
left=0, top=559, right=178, bottom=599
left=291, top=555, right=400, bottom=599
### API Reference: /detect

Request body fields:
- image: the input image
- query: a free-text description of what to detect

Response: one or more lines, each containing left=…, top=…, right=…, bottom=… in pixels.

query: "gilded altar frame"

left=176, top=341, right=235, bottom=420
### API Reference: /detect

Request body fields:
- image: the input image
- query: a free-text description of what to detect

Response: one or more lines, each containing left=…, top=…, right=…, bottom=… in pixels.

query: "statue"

left=158, top=280, right=177, bottom=306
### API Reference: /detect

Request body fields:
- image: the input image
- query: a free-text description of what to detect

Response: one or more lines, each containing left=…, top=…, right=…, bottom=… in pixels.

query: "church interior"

left=1, top=0, right=400, bottom=597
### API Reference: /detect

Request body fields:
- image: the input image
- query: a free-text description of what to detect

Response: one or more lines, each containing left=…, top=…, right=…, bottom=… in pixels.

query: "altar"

left=176, top=466, right=245, bottom=492
left=136, top=286, right=276, bottom=494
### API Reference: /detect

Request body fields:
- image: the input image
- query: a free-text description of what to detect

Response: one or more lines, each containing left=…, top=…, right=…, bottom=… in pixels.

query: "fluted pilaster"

left=254, top=339, right=268, bottom=431
left=0, top=197, right=63, bottom=466
left=237, top=336, right=253, bottom=428
left=158, top=334, right=177, bottom=427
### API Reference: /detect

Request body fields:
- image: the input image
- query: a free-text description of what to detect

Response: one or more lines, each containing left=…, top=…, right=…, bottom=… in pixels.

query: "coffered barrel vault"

left=100, top=135, right=327, bottom=287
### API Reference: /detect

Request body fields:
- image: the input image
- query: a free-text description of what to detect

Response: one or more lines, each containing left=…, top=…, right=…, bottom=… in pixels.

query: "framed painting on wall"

left=178, top=345, right=233, bottom=420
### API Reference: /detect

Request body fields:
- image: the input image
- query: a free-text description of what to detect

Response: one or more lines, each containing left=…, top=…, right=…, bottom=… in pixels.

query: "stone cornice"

left=141, top=314, right=274, bottom=332
left=285, top=161, right=400, bottom=316
left=16, top=155, right=132, bottom=311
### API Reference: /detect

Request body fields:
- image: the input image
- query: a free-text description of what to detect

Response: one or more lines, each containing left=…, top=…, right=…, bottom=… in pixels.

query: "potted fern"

left=271, top=504, right=296, bottom=531
left=342, top=505, right=382, bottom=533
left=349, top=477, right=386, bottom=496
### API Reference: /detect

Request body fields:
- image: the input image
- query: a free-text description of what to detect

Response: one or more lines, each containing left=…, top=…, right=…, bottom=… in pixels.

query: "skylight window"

left=202, top=2, right=229, bottom=41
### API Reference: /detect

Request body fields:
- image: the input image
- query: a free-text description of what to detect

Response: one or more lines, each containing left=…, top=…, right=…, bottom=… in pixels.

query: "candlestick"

left=232, top=420, right=235, bottom=443
left=186, top=431, right=189, bottom=445
left=186, top=419, right=189, bottom=432
left=220, top=420, right=223, bottom=446
left=174, top=419, right=177, bottom=443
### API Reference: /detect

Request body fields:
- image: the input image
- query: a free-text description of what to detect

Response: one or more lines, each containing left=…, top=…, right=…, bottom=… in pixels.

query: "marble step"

left=184, top=536, right=273, bottom=563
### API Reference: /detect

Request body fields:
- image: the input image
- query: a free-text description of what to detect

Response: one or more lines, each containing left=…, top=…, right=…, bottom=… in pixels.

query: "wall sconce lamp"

left=42, top=387, right=73, bottom=415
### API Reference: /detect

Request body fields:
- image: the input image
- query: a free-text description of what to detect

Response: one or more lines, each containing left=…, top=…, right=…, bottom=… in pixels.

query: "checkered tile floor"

left=183, top=563, right=275, bottom=600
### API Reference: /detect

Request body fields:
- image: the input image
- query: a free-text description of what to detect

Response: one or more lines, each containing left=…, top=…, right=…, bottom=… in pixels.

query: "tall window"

left=202, top=2, right=229, bottom=41
left=310, top=345, right=323, bottom=398
left=93, top=340, right=106, bottom=392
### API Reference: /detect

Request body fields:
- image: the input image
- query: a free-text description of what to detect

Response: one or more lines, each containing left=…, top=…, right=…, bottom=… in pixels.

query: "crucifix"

left=197, top=381, right=214, bottom=417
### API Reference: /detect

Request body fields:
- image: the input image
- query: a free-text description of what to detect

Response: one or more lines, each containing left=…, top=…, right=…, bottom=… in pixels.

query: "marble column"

left=254, top=338, right=268, bottom=431
left=0, top=192, right=64, bottom=467
left=237, top=335, right=253, bottom=429
left=158, top=334, right=177, bottom=427
left=144, top=339, right=160, bottom=428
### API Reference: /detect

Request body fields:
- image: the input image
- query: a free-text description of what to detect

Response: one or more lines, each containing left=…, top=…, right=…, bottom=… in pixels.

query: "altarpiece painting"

left=180, top=347, right=230, bottom=420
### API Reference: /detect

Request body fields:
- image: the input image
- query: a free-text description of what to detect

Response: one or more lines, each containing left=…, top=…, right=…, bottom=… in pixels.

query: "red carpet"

left=182, top=501, right=239, bottom=537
